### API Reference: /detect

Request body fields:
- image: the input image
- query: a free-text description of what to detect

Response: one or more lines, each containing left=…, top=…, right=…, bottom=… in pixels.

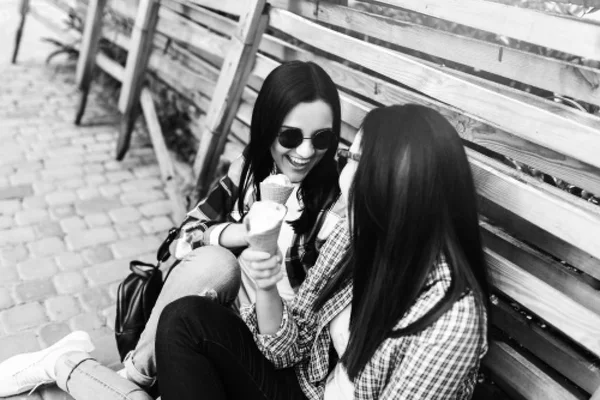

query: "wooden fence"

left=11, top=0, right=600, bottom=398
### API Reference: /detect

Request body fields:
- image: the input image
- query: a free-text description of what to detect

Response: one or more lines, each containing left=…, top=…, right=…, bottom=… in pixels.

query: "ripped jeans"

left=123, top=245, right=241, bottom=388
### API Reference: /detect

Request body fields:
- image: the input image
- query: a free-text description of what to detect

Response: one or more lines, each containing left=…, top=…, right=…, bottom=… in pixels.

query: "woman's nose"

left=295, top=138, right=315, bottom=158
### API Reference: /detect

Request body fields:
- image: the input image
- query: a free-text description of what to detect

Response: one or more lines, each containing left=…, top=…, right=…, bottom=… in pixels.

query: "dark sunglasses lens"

left=313, top=130, right=335, bottom=150
left=278, top=128, right=303, bottom=149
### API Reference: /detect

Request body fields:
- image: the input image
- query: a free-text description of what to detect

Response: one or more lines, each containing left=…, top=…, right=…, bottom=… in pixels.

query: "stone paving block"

left=85, top=152, right=112, bottom=163
left=0, top=267, right=19, bottom=286
left=0, top=244, right=28, bottom=265
left=106, top=170, right=135, bottom=183
left=76, top=186, right=100, bottom=200
left=0, top=331, right=40, bottom=362
left=75, top=196, right=122, bottom=215
left=55, top=252, right=86, bottom=270
left=41, top=167, right=84, bottom=181
left=9, top=171, right=38, bottom=186
left=138, top=200, right=172, bottom=217
left=110, top=236, right=161, bottom=260
left=0, top=302, right=48, bottom=334
left=65, top=226, right=117, bottom=250
left=59, top=216, right=87, bottom=233
left=38, top=322, right=71, bottom=348
left=13, top=279, right=56, bottom=304
left=81, top=246, right=113, bottom=266
left=17, top=257, right=58, bottom=280
left=83, top=163, right=104, bottom=174
left=0, top=226, right=36, bottom=246
left=32, top=181, right=56, bottom=195
left=108, top=206, right=142, bottom=224
left=0, top=287, right=14, bottom=310
left=28, top=236, right=66, bottom=257
left=120, top=177, right=162, bottom=192
left=53, top=271, right=87, bottom=294
left=98, top=183, right=121, bottom=197
left=84, top=173, right=108, bottom=186
left=69, top=311, right=104, bottom=332
left=34, top=221, right=64, bottom=238
left=61, top=178, right=86, bottom=190
left=141, top=216, right=174, bottom=234
left=120, top=189, right=165, bottom=206
left=22, top=195, right=48, bottom=209
left=115, top=223, right=143, bottom=240
left=83, top=259, right=129, bottom=287
left=78, top=287, right=112, bottom=312
left=0, top=183, right=33, bottom=200
left=15, top=208, right=49, bottom=226
left=102, top=306, right=116, bottom=331
left=45, top=190, right=78, bottom=206
left=86, top=142, right=113, bottom=153
left=83, top=212, right=111, bottom=228
left=45, top=295, right=80, bottom=321
left=0, top=199, right=21, bottom=215
left=49, top=205, right=76, bottom=220
left=0, top=215, right=14, bottom=229
left=107, top=282, right=120, bottom=301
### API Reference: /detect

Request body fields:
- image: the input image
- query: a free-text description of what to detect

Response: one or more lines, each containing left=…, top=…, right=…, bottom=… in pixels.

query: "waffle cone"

left=246, top=220, right=284, bottom=255
left=260, top=182, right=294, bottom=205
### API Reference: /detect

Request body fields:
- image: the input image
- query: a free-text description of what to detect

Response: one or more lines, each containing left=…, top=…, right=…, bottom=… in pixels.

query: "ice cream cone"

left=245, top=201, right=287, bottom=256
left=260, top=181, right=294, bottom=205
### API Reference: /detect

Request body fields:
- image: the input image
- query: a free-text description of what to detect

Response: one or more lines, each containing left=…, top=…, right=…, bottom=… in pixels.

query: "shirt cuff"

left=209, top=223, right=231, bottom=246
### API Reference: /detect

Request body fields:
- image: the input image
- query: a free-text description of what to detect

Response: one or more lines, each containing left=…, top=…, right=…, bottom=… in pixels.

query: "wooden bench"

left=20, top=0, right=600, bottom=398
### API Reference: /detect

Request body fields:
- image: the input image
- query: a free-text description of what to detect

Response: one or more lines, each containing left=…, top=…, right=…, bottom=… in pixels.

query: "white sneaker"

left=0, top=331, right=95, bottom=396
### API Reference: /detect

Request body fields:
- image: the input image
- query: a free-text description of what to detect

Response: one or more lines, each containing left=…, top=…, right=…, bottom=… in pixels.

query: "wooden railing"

left=10, top=0, right=600, bottom=398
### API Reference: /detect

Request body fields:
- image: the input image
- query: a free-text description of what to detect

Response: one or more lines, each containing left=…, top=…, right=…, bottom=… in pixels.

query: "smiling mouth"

left=287, top=155, right=311, bottom=169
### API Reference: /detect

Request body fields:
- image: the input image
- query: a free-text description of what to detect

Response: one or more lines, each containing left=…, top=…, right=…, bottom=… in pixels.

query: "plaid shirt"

left=242, top=221, right=488, bottom=399
left=180, top=156, right=346, bottom=288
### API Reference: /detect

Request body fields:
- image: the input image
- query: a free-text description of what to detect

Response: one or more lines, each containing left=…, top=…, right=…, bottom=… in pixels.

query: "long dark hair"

left=315, top=104, right=489, bottom=379
left=237, top=61, right=341, bottom=234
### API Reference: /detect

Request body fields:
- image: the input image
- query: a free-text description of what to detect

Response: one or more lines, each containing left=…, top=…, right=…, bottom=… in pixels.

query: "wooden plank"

left=117, top=0, right=160, bottom=160
left=484, top=341, right=587, bottom=400
left=269, top=8, right=600, bottom=171
left=192, top=0, right=269, bottom=196
left=186, top=0, right=245, bottom=17
left=157, top=7, right=230, bottom=59
left=256, top=35, right=600, bottom=196
left=297, top=2, right=600, bottom=107
left=95, top=52, right=125, bottom=82
left=367, top=0, right=600, bottom=61
left=140, top=88, right=187, bottom=222
left=490, top=299, right=600, bottom=394
left=486, top=248, right=600, bottom=358
left=482, top=222, right=600, bottom=314
left=74, top=0, right=108, bottom=125
left=11, top=0, right=30, bottom=64
left=469, top=149, right=600, bottom=263
left=161, top=0, right=237, bottom=37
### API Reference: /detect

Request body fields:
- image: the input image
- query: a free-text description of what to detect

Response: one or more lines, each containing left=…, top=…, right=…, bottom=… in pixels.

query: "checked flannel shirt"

left=242, top=221, right=488, bottom=399
left=179, top=155, right=346, bottom=288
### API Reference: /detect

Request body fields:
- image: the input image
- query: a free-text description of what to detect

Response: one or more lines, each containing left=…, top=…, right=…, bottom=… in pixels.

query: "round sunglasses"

left=277, top=128, right=336, bottom=150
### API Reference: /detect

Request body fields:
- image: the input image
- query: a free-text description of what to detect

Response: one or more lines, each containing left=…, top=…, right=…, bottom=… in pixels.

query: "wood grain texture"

left=368, top=0, right=600, bottom=61
left=161, top=0, right=236, bottom=37
left=75, top=0, right=107, bottom=88
left=484, top=341, right=587, bottom=400
left=299, top=2, right=600, bottom=107
left=490, top=300, right=600, bottom=394
left=487, top=249, right=600, bottom=358
left=269, top=8, right=600, bottom=170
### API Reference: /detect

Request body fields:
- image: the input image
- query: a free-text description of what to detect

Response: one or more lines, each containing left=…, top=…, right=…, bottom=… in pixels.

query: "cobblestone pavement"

left=0, top=2, right=176, bottom=398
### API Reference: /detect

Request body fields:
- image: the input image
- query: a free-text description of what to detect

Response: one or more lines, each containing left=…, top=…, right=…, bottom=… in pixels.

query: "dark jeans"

left=155, top=295, right=308, bottom=400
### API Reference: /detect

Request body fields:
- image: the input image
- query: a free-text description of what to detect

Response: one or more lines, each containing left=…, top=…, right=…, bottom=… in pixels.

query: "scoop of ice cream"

left=246, top=201, right=287, bottom=235
left=262, top=174, right=292, bottom=187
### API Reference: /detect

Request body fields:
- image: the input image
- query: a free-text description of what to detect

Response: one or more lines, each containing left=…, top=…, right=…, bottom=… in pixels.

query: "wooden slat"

left=186, top=0, right=245, bottom=17
left=487, top=248, right=600, bottom=357
left=470, top=149, right=600, bottom=263
left=95, top=52, right=124, bottom=82
left=484, top=341, right=587, bottom=400
left=297, top=2, right=600, bottom=107
left=157, top=7, right=230, bottom=59
left=491, top=299, right=600, bottom=394
left=482, top=222, right=600, bottom=314
left=368, top=0, right=600, bottom=61
left=269, top=8, right=600, bottom=171
left=161, top=0, right=237, bottom=37
left=193, top=0, right=269, bottom=195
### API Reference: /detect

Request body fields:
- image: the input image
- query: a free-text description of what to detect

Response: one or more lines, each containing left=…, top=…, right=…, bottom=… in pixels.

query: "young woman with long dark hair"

left=152, top=104, right=490, bottom=399
left=0, top=61, right=345, bottom=398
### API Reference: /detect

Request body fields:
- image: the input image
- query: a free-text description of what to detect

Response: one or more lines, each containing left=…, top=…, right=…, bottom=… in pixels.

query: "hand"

left=241, top=248, right=283, bottom=291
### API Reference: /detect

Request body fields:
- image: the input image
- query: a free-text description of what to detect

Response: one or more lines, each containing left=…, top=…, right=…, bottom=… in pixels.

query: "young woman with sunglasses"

left=151, top=104, right=490, bottom=399
left=0, top=61, right=345, bottom=398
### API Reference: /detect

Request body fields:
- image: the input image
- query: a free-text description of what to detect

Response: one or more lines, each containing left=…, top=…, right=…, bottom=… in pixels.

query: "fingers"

left=242, top=248, right=273, bottom=262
